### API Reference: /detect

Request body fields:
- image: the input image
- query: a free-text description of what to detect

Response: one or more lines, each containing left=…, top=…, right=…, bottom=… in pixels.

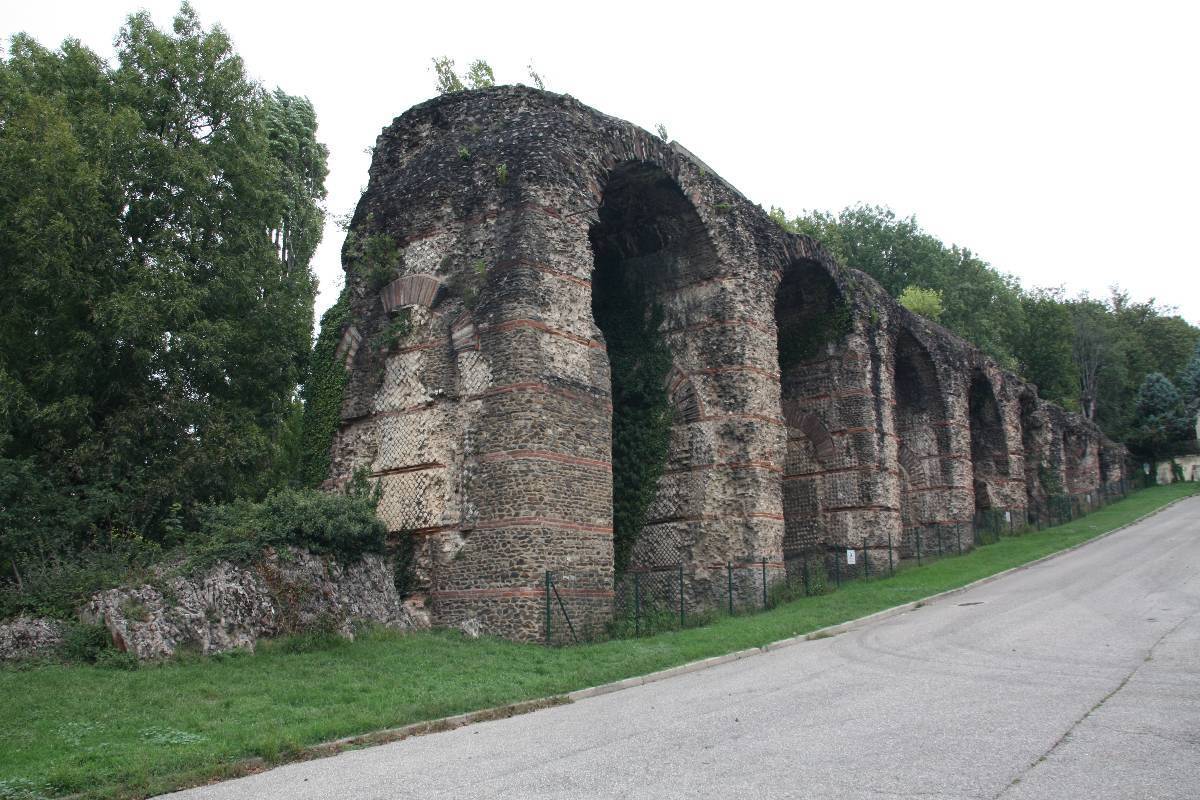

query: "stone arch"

left=772, top=260, right=849, bottom=561
left=323, top=86, right=1123, bottom=642
left=779, top=402, right=836, bottom=558
left=796, top=412, right=836, bottom=466
left=589, top=160, right=719, bottom=571
left=896, top=441, right=924, bottom=529
left=968, top=369, right=1010, bottom=511
left=893, top=328, right=953, bottom=536
left=380, top=274, right=443, bottom=312
left=664, top=365, right=702, bottom=424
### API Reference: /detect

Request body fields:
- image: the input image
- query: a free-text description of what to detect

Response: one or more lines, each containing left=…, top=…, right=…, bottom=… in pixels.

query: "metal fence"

left=545, top=479, right=1139, bottom=645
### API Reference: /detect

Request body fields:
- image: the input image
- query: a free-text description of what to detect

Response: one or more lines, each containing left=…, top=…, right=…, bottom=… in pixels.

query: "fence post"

left=888, top=530, right=894, bottom=576
left=834, top=552, right=841, bottom=588
left=956, top=524, right=963, bottom=556
left=678, top=562, right=685, bottom=628
left=917, top=528, right=923, bottom=566
left=802, top=554, right=810, bottom=596
left=544, top=571, right=552, bottom=645
left=863, top=547, right=870, bottom=580
left=761, top=557, right=768, bottom=609
left=727, top=561, right=734, bottom=615
left=634, top=571, right=641, bottom=637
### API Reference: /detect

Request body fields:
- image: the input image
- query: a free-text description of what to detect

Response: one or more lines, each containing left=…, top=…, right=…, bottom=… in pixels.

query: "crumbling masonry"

left=326, top=87, right=1128, bottom=641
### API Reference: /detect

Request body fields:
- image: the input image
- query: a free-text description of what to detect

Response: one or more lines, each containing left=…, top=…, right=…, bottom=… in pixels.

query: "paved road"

left=169, top=498, right=1200, bottom=799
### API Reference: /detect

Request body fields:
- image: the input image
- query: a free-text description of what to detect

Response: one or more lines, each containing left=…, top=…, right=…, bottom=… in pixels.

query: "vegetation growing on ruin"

left=777, top=300, right=853, bottom=370
left=591, top=259, right=674, bottom=574
left=445, top=259, right=489, bottom=310
left=297, top=289, right=350, bottom=489
left=1037, top=463, right=1065, bottom=500
left=344, top=227, right=401, bottom=290
left=370, top=308, right=414, bottom=355
left=431, top=56, right=497, bottom=94
left=898, top=286, right=945, bottom=321
left=3, top=484, right=1194, bottom=800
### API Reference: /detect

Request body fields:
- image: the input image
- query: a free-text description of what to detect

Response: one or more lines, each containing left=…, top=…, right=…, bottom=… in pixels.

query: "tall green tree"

left=1178, top=341, right=1200, bottom=411
left=1013, top=287, right=1078, bottom=409
left=1128, top=373, right=1190, bottom=460
left=0, top=4, right=327, bottom=563
left=1070, top=297, right=1117, bottom=423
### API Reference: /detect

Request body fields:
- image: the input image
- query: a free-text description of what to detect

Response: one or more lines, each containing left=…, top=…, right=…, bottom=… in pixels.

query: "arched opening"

left=1063, top=429, right=1096, bottom=495
left=893, top=330, right=948, bottom=542
left=775, top=261, right=849, bottom=563
left=780, top=407, right=835, bottom=558
left=776, top=261, right=851, bottom=375
left=589, top=162, right=717, bottom=573
left=968, top=370, right=1010, bottom=512
left=1019, top=391, right=1047, bottom=515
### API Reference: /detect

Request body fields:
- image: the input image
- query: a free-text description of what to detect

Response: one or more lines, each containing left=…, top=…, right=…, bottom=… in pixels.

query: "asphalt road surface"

left=168, top=497, right=1200, bottom=799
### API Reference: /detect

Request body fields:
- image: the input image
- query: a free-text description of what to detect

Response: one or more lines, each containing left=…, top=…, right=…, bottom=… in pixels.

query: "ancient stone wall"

left=328, top=87, right=1127, bottom=641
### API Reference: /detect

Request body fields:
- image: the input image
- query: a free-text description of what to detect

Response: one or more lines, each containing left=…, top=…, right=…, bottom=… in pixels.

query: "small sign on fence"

left=1004, top=511, right=1011, bottom=522
left=846, top=549, right=856, bottom=565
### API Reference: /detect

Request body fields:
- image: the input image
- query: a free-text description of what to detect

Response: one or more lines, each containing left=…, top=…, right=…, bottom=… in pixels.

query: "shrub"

left=267, top=615, right=347, bottom=654
left=0, top=539, right=159, bottom=620
left=58, top=622, right=112, bottom=663
left=190, top=486, right=386, bottom=570
left=94, top=648, right=140, bottom=670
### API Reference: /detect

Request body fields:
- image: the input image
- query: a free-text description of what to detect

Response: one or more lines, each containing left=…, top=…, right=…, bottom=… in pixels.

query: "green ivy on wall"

left=298, top=288, right=351, bottom=487
left=592, top=255, right=674, bottom=574
left=777, top=300, right=852, bottom=370
left=1038, top=462, right=1065, bottom=498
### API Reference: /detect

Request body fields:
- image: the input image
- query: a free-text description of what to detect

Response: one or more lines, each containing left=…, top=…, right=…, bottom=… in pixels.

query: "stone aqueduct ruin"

left=327, top=87, right=1127, bottom=641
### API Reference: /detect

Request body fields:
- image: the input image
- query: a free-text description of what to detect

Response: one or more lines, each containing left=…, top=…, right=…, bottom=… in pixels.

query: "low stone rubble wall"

left=0, top=547, right=421, bottom=662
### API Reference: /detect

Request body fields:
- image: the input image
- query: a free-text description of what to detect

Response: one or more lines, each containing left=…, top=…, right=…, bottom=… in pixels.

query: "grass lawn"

left=2, top=482, right=1196, bottom=800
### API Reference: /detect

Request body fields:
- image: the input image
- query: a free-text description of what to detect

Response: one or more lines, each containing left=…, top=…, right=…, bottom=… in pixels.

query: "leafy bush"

left=898, top=285, right=945, bottom=321
left=2, top=486, right=384, bottom=621
left=0, top=538, right=160, bottom=620
left=58, top=622, right=113, bottom=663
left=94, top=648, right=140, bottom=671
left=189, top=486, right=386, bottom=570
left=345, top=229, right=401, bottom=290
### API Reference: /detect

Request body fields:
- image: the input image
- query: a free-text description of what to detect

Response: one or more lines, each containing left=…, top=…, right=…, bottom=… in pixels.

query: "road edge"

left=154, top=490, right=1196, bottom=797
left=569, top=491, right=1196, bottom=699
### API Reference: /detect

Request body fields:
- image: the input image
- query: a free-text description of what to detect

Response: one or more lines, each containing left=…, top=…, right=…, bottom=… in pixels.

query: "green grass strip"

left=2, top=483, right=1196, bottom=800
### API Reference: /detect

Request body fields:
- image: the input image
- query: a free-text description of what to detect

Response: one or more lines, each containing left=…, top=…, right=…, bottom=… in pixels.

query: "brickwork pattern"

left=328, top=86, right=1129, bottom=642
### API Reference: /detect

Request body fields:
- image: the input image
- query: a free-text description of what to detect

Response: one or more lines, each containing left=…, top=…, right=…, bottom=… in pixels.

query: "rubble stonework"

left=329, top=87, right=1127, bottom=641
left=82, top=548, right=416, bottom=660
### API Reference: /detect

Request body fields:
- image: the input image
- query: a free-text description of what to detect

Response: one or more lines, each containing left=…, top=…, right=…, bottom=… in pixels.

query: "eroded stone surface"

left=328, top=86, right=1128, bottom=642
left=0, top=615, right=64, bottom=661
left=82, top=548, right=419, bottom=660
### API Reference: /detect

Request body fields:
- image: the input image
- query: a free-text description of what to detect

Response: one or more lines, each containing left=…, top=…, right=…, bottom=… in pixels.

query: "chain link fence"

left=544, top=478, right=1139, bottom=645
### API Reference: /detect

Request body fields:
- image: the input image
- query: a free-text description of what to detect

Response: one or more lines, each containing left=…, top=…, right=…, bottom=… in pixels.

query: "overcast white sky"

left=8, top=1, right=1199, bottom=328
